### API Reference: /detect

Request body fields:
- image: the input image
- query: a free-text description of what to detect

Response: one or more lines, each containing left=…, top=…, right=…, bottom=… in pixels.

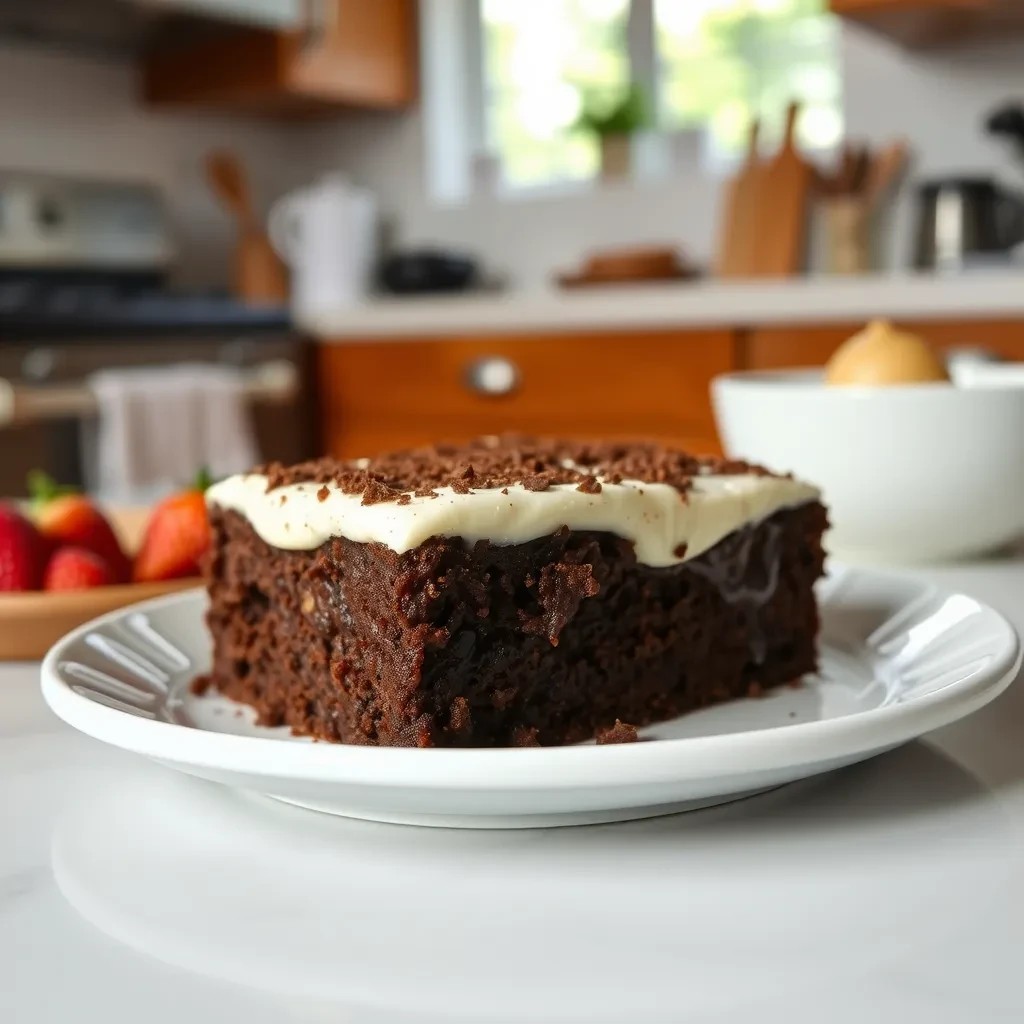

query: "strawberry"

left=0, top=504, right=47, bottom=591
left=133, top=472, right=212, bottom=583
left=29, top=472, right=131, bottom=584
left=43, top=547, right=116, bottom=591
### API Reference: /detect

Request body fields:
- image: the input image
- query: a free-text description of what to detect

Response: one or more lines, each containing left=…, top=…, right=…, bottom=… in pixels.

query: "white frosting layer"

left=206, top=472, right=819, bottom=568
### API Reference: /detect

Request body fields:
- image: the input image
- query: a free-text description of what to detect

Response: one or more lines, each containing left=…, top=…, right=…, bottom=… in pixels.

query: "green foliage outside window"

left=481, top=0, right=841, bottom=189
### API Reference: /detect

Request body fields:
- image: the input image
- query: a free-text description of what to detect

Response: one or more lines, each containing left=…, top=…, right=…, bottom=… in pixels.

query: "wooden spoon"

left=206, top=151, right=258, bottom=230
left=866, top=140, right=910, bottom=210
left=205, top=150, right=288, bottom=305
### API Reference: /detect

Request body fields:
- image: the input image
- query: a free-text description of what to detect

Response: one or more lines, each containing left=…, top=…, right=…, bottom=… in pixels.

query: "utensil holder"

left=823, top=196, right=870, bottom=275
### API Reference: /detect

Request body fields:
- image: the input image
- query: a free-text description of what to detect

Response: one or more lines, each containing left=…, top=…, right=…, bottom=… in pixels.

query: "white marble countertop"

left=301, top=271, right=1024, bottom=339
left=4, top=554, right=1024, bottom=1023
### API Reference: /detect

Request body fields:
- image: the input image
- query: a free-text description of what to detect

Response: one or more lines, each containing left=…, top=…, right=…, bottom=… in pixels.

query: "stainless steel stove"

left=0, top=172, right=311, bottom=495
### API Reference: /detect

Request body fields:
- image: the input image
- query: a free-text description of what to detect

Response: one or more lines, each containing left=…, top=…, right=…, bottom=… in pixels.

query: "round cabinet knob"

left=219, top=339, right=255, bottom=366
left=465, top=356, right=519, bottom=396
left=22, top=348, right=56, bottom=381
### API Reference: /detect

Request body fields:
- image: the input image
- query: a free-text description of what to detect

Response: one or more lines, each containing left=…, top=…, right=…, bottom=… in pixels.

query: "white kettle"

left=268, top=173, right=377, bottom=313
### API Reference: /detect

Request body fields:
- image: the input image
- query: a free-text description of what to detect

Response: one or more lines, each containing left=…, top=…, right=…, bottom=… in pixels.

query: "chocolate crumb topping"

left=316, top=486, right=330, bottom=503
left=522, top=474, right=552, bottom=492
left=596, top=720, right=640, bottom=744
left=512, top=725, right=541, bottom=747
left=257, top=436, right=772, bottom=505
left=360, top=477, right=396, bottom=506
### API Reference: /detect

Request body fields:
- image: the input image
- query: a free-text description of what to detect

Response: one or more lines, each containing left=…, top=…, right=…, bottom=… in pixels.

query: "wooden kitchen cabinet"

left=318, top=332, right=736, bottom=459
left=830, top=0, right=1024, bottom=48
left=143, top=0, right=417, bottom=115
left=743, top=320, right=1024, bottom=369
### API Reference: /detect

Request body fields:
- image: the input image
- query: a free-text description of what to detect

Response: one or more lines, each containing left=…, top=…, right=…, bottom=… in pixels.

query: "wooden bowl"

left=0, top=578, right=201, bottom=661
left=0, top=505, right=201, bottom=662
left=556, top=245, right=698, bottom=288
left=584, top=246, right=685, bottom=280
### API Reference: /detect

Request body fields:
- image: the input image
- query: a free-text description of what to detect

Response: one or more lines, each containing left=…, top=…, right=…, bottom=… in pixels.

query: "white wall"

left=840, top=25, right=1024, bottom=270
left=0, top=43, right=313, bottom=288
left=2, top=20, right=1022, bottom=291
left=296, top=112, right=725, bottom=289
left=300, top=21, right=1024, bottom=287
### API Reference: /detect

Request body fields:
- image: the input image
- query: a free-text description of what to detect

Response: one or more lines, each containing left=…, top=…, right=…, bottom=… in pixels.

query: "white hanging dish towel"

left=83, top=363, right=260, bottom=506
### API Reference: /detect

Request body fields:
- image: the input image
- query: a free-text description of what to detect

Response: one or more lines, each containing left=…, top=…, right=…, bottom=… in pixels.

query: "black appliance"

left=378, top=249, right=479, bottom=295
left=913, top=176, right=1024, bottom=271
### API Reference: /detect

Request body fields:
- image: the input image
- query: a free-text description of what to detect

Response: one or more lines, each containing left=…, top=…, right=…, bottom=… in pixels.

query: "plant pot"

left=599, top=134, right=632, bottom=181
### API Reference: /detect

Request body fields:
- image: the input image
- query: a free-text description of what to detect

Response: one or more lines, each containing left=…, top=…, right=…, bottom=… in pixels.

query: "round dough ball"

left=825, top=320, right=950, bottom=386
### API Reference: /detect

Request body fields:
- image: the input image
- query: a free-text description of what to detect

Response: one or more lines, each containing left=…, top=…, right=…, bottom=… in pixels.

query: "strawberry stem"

left=194, top=466, right=214, bottom=492
left=27, top=470, right=77, bottom=507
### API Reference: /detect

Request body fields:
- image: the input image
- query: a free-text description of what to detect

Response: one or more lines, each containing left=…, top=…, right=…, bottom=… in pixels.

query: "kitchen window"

left=473, top=0, right=842, bottom=191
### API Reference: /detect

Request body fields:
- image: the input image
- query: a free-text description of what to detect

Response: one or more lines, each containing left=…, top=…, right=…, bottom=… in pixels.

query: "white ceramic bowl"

left=712, top=370, right=1024, bottom=564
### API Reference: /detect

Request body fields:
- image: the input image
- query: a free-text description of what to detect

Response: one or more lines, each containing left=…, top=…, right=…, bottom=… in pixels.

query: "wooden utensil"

left=752, top=103, right=813, bottom=277
left=206, top=151, right=254, bottom=226
left=716, top=119, right=762, bottom=278
left=843, top=143, right=871, bottom=196
left=818, top=141, right=872, bottom=199
left=205, top=150, right=288, bottom=306
left=817, top=138, right=910, bottom=275
left=866, top=139, right=910, bottom=210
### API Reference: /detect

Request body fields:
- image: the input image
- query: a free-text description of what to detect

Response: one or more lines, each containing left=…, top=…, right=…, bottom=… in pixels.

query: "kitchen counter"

left=3, top=556, right=1024, bottom=1023
left=300, top=271, right=1024, bottom=339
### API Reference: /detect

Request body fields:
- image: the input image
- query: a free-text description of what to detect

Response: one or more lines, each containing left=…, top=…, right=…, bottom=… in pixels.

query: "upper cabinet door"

left=830, top=0, right=1024, bottom=48
left=143, top=0, right=417, bottom=116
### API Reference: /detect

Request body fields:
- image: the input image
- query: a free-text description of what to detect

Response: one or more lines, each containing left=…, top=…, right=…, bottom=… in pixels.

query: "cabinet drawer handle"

left=464, top=356, right=519, bottom=396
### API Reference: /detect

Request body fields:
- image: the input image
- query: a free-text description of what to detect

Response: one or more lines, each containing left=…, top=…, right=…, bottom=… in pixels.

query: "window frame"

left=422, top=0, right=840, bottom=203
left=470, top=0, right=643, bottom=197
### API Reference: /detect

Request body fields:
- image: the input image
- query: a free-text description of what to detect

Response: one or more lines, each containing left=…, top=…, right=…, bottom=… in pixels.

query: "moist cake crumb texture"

left=595, top=720, right=640, bottom=744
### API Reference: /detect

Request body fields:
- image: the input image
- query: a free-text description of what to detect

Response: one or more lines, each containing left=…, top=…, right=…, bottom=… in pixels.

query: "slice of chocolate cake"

left=201, top=437, right=827, bottom=748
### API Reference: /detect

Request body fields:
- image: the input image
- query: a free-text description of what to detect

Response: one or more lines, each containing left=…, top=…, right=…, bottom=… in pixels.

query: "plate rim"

left=40, top=574, right=1022, bottom=791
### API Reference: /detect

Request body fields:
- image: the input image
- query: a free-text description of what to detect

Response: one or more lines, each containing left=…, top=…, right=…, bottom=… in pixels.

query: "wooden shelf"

left=143, top=0, right=417, bottom=117
left=830, top=0, right=1024, bottom=48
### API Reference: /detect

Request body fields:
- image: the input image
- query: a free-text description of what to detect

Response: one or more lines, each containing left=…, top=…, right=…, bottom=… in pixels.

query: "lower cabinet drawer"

left=318, top=331, right=736, bottom=457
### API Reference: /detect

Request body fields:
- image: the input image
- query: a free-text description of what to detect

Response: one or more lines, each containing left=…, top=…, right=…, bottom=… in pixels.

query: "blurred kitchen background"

left=3, top=0, right=1024, bottom=500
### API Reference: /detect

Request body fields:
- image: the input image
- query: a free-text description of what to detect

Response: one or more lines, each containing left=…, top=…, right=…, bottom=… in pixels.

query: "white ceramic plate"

left=40, top=568, right=1020, bottom=828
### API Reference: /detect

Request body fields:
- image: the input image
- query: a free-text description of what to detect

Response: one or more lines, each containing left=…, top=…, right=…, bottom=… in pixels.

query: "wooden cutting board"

left=751, top=103, right=813, bottom=277
left=716, top=120, right=762, bottom=278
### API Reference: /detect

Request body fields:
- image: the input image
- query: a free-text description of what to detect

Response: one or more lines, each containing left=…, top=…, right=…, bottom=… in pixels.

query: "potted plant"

left=575, top=83, right=650, bottom=182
